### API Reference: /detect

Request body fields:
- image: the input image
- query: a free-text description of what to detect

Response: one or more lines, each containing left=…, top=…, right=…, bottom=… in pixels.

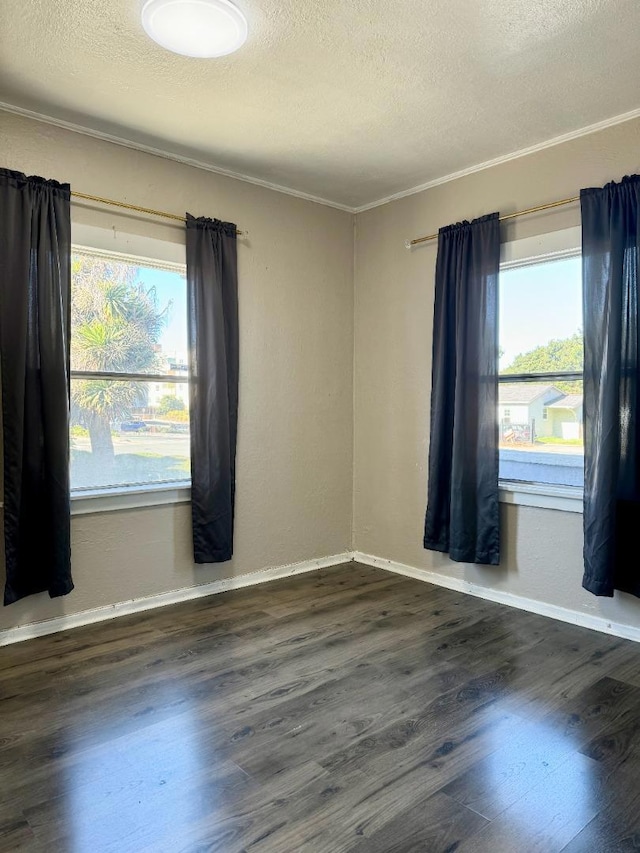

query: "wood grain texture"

left=1, top=562, right=639, bottom=852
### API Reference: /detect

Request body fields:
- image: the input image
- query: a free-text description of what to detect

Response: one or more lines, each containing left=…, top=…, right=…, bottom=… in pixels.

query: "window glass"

left=70, top=252, right=188, bottom=374
left=499, top=256, right=584, bottom=488
left=70, top=251, right=190, bottom=492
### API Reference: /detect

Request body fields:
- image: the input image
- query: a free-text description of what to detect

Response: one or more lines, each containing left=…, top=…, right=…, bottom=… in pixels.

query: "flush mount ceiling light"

left=141, top=0, right=248, bottom=58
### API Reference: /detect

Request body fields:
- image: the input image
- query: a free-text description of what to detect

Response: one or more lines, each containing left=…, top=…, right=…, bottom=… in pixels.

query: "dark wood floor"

left=2, top=563, right=640, bottom=852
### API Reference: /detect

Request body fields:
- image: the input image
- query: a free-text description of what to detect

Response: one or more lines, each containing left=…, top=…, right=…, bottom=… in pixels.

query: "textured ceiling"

left=2, top=0, right=640, bottom=208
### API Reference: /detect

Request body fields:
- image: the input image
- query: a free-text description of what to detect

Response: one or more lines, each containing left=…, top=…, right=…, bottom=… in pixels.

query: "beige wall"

left=353, top=117, right=640, bottom=632
left=3, top=110, right=640, bottom=637
left=0, top=111, right=354, bottom=631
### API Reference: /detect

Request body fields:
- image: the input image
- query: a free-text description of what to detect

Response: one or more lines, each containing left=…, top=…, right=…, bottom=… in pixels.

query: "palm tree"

left=71, top=256, right=170, bottom=461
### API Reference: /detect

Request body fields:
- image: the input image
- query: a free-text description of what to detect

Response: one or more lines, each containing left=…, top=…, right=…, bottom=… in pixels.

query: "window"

left=70, top=248, right=190, bottom=494
left=499, top=239, right=583, bottom=491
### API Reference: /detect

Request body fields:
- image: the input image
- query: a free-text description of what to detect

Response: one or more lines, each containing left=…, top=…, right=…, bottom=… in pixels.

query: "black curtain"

left=581, top=175, right=640, bottom=598
left=186, top=214, right=239, bottom=563
left=0, top=169, right=73, bottom=604
left=424, top=213, right=501, bottom=565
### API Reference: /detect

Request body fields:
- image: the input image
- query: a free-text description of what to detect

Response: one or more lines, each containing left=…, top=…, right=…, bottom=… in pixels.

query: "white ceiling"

left=2, top=0, right=640, bottom=210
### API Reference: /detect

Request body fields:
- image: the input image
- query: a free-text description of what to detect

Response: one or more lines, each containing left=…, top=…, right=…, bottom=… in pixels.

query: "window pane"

left=70, top=380, right=190, bottom=491
left=499, top=379, right=584, bottom=487
left=499, top=255, right=583, bottom=488
left=499, top=256, right=582, bottom=375
left=70, top=252, right=188, bottom=375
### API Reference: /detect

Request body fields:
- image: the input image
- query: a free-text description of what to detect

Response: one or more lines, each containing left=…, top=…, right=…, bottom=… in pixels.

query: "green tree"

left=157, top=394, right=185, bottom=415
left=71, top=256, right=170, bottom=460
left=502, top=332, right=583, bottom=393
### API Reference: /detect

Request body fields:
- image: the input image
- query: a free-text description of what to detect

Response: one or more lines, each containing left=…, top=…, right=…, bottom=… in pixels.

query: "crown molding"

left=354, top=105, right=640, bottom=213
left=4, top=99, right=640, bottom=216
left=0, top=101, right=356, bottom=214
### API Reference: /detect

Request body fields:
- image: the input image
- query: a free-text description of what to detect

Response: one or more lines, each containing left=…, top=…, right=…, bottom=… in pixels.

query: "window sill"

left=71, top=483, right=191, bottom=515
left=499, top=482, right=583, bottom=513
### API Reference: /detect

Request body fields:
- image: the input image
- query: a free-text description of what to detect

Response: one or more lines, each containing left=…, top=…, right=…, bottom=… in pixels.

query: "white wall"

left=499, top=405, right=529, bottom=423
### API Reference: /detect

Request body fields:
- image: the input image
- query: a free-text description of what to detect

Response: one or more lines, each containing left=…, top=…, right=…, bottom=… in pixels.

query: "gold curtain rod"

left=406, top=195, right=580, bottom=247
left=70, top=191, right=244, bottom=235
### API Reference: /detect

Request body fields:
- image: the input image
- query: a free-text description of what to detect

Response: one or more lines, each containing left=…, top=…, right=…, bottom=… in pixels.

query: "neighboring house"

left=498, top=383, right=583, bottom=442
left=546, top=393, right=583, bottom=439
left=147, top=357, right=190, bottom=411
left=498, top=383, right=563, bottom=441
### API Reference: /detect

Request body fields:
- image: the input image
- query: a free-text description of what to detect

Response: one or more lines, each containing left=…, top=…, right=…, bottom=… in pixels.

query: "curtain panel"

left=581, top=175, right=640, bottom=598
left=0, top=168, right=73, bottom=605
left=424, top=212, right=501, bottom=565
left=186, top=214, right=239, bottom=563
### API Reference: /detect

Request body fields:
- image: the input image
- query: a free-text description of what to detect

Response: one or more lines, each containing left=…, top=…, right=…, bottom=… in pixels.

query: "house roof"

left=498, top=383, right=563, bottom=405
left=548, top=394, right=583, bottom=410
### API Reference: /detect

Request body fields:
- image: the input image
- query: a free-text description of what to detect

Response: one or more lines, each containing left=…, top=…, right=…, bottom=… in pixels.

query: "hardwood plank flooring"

left=1, top=562, right=640, bottom=852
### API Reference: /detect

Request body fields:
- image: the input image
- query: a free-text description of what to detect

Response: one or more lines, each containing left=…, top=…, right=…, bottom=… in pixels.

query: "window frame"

left=498, top=227, right=583, bottom=513
left=70, top=224, right=191, bottom=512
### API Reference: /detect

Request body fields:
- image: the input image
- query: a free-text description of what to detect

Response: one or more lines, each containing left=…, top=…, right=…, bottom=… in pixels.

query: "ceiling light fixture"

left=141, top=0, right=248, bottom=58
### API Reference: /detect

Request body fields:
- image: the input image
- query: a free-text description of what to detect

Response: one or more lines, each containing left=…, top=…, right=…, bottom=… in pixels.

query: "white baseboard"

left=4, top=547, right=639, bottom=648
left=0, top=552, right=353, bottom=647
left=354, top=551, right=640, bottom=644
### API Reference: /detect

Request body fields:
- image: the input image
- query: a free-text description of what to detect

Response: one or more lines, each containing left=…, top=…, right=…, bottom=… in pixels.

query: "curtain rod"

left=70, top=191, right=244, bottom=235
left=406, top=195, right=580, bottom=248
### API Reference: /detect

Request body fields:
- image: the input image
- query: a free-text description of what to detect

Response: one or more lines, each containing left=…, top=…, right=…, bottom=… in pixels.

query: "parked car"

left=120, top=421, right=146, bottom=432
